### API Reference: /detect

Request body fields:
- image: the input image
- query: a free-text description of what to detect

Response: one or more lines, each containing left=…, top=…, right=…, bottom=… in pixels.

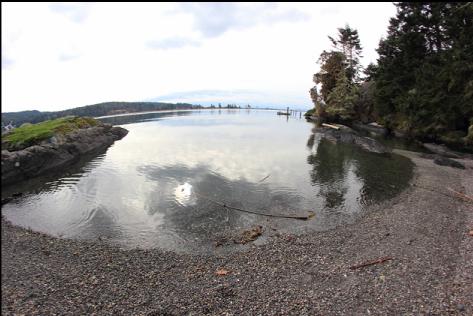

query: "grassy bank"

left=2, top=116, right=99, bottom=150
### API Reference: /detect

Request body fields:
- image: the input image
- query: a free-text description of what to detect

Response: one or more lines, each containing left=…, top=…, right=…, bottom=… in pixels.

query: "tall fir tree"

left=328, top=25, right=363, bottom=83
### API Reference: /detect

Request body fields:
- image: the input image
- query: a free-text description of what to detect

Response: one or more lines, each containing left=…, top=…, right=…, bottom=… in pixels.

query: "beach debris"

left=413, top=184, right=473, bottom=204
left=322, top=123, right=340, bottom=130
left=215, top=268, right=230, bottom=276
left=349, top=256, right=393, bottom=270
left=258, top=174, right=271, bottom=183
left=193, top=190, right=314, bottom=220
left=235, top=225, right=263, bottom=244
left=447, top=187, right=473, bottom=203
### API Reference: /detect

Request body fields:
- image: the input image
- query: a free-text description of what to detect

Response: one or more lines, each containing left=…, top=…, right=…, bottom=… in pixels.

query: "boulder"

left=433, top=156, right=465, bottom=169
left=314, top=127, right=391, bottom=154
left=352, top=121, right=388, bottom=136
left=423, top=143, right=462, bottom=158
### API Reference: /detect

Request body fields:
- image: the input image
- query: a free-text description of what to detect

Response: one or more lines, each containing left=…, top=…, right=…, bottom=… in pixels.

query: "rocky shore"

left=312, top=124, right=391, bottom=154
left=1, top=122, right=128, bottom=186
left=1, top=150, right=472, bottom=315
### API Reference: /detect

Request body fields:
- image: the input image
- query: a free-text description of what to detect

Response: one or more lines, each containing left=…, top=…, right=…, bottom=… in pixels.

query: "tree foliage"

left=314, top=51, right=346, bottom=102
left=326, top=71, right=359, bottom=121
left=328, top=25, right=363, bottom=83
left=374, top=2, right=473, bottom=145
left=310, top=25, right=363, bottom=122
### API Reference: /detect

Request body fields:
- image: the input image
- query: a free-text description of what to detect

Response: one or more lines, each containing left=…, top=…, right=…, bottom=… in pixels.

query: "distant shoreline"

left=94, top=107, right=282, bottom=120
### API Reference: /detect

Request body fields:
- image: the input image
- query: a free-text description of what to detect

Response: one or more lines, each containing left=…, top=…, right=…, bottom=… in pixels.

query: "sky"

left=2, top=2, right=397, bottom=113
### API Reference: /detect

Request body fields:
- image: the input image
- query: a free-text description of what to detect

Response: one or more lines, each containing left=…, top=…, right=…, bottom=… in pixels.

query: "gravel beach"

left=2, top=150, right=472, bottom=315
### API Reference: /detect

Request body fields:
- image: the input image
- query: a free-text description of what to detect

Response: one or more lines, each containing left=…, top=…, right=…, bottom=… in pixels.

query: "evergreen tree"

left=326, top=71, right=359, bottom=121
left=310, top=25, right=363, bottom=121
left=314, top=50, right=345, bottom=102
left=375, top=2, right=473, bottom=145
left=309, top=86, right=325, bottom=118
left=328, top=25, right=363, bottom=83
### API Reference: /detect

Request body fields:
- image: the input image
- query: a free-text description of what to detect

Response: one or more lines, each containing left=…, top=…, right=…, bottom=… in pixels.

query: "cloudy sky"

left=2, top=2, right=396, bottom=113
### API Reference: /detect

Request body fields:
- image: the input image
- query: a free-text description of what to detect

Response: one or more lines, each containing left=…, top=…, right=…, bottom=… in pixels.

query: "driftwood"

left=193, top=190, right=314, bottom=220
left=349, top=257, right=393, bottom=270
left=447, top=187, right=473, bottom=203
left=258, top=174, right=271, bottom=183
left=322, top=123, right=340, bottom=130
left=413, top=184, right=473, bottom=204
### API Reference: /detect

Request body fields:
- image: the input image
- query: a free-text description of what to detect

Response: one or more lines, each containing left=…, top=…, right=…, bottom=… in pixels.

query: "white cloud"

left=1, top=2, right=396, bottom=112
left=146, top=37, right=201, bottom=50
left=175, top=3, right=310, bottom=38
left=49, top=2, right=92, bottom=23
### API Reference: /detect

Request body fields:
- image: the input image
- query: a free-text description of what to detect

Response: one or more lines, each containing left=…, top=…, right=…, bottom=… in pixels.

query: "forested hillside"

left=2, top=102, right=200, bottom=127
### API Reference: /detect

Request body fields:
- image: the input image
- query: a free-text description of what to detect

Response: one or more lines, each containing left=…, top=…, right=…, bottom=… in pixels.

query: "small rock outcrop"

left=423, top=143, right=462, bottom=158
left=352, top=121, right=388, bottom=136
left=1, top=123, right=128, bottom=186
left=433, top=156, right=465, bottom=169
left=314, top=126, right=391, bottom=154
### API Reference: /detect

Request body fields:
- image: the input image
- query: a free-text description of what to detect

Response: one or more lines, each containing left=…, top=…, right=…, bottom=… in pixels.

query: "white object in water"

left=174, top=182, right=193, bottom=206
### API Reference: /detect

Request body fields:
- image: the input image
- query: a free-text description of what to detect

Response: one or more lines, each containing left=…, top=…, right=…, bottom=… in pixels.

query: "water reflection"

left=306, top=128, right=413, bottom=213
left=98, top=110, right=193, bottom=126
left=2, top=110, right=413, bottom=253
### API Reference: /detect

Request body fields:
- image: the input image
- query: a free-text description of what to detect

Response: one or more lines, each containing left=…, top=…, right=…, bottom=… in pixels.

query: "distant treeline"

left=2, top=102, right=202, bottom=127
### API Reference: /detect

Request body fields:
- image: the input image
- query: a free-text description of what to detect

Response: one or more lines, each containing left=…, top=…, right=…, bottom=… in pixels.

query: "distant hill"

left=1, top=102, right=201, bottom=127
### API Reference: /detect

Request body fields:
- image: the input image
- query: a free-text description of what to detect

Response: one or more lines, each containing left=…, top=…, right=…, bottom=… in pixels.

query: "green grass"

left=2, top=116, right=99, bottom=150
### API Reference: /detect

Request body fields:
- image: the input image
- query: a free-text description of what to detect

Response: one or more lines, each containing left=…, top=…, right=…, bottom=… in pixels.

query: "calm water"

left=2, top=110, right=413, bottom=253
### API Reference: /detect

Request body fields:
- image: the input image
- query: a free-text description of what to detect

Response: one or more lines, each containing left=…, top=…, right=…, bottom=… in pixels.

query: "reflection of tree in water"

left=137, top=164, right=303, bottom=243
left=306, top=134, right=315, bottom=149
left=307, top=138, right=352, bottom=209
left=352, top=150, right=413, bottom=204
left=306, top=129, right=413, bottom=210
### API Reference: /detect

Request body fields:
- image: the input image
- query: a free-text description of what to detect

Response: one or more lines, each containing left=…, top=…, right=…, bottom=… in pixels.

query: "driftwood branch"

left=194, top=190, right=314, bottom=220
left=447, top=187, right=473, bottom=203
left=258, top=174, right=271, bottom=183
left=413, top=184, right=473, bottom=204
left=322, top=123, right=340, bottom=130
left=349, top=257, right=393, bottom=270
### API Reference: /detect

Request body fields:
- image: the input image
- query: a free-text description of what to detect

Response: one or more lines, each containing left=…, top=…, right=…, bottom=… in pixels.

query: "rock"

left=352, top=122, right=388, bottom=136
left=1, top=124, right=128, bottom=186
left=433, top=156, right=465, bottom=169
left=314, top=127, right=391, bottom=154
left=354, top=136, right=390, bottom=154
left=393, top=129, right=407, bottom=138
left=110, top=125, right=129, bottom=140
left=423, top=143, right=462, bottom=158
